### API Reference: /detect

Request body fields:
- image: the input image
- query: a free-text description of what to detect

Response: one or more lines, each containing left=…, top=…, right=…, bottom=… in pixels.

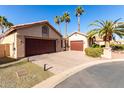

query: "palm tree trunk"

left=105, top=40, right=107, bottom=47
left=58, top=24, right=61, bottom=33
left=105, top=31, right=108, bottom=47
left=109, top=40, right=110, bottom=47
left=105, top=36, right=110, bottom=48
left=78, top=15, right=80, bottom=32
left=65, top=22, right=68, bottom=37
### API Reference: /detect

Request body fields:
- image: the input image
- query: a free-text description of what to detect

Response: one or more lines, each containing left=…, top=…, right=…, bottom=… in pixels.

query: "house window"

left=42, top=25, right=49, bottom=37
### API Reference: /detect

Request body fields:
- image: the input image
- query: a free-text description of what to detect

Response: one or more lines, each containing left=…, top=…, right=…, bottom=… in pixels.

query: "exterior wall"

left=68, top=33, right=89, bottom=51
left=17, top=34, right=25, bottom=58
left=95, top=41, right=105, bottom=46
left=16, top=24, right=62, bottom=58
left=0, top=32, right=17, bottom=58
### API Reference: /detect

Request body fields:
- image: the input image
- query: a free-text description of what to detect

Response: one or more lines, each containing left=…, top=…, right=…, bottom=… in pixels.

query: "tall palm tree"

left=88, top=18, right=124, bottom=47
left=0, top=16, right=13, bottom=33
left=54, top=16, right=61, bottom=33
left=60, top=16, right=64, bottom=23
left=76, top=6, right=84, bottom=32
left=63, top=12, right=70, bottom=37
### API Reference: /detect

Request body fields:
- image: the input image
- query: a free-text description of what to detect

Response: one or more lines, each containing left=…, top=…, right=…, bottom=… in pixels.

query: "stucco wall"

left=0, top=32, right=17, bottom=58
left=16, top=24, right=62, bottom=58
left=68, top=33, right=89, bottom=51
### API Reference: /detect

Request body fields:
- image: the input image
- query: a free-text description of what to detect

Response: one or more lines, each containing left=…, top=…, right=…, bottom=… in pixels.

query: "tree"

left=63, top=12, right=70, bottom=37
left=88, top=18, right=124, bottom=47
left=0, top=16, right=13, bottom=33
left=60, top=16, right=64, bottom=23
left=54, top=16, right=61, bottom=33
left=87, top=30, right=98, bottom=46
left=76, top=6, right=84, bottom=32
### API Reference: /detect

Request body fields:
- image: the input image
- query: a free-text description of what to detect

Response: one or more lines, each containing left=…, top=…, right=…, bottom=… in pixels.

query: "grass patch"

left=0, top=61, right=54, bottom=88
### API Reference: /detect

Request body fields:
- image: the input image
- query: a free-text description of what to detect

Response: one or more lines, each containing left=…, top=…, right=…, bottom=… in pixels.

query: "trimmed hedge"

left=85, top=48, right=103, bottom=57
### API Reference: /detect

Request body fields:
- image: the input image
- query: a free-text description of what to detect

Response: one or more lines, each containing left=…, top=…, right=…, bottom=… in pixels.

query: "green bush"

left=85, top=48, right=103, bottom=57
left=101, top=45, right=105, bottom=48
left=91, top=44, right=100, bottom=48
left=110, top=44, right=124, bottom=51
left=91, top=43, right=105, bottom=48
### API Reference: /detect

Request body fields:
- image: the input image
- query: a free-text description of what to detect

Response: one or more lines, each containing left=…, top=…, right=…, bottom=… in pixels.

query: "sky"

left=1, top=5, right=124, bottom=37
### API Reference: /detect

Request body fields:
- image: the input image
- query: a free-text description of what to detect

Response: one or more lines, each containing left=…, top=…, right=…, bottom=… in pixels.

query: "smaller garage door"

left=70, top=40, right=83, bottom=51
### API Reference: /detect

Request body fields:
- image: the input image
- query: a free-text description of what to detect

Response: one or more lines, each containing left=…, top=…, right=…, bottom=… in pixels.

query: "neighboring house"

left=93, top=34, right=105, bottom=46
left=111, top=40, right=124, bottom=45
left=89, top=34, right=112, bottom=46
left=117, top=40, right=124, bottom=44
left=0, top=20, right=63, bottom=59
left=68, top=32, right=89, bottom=51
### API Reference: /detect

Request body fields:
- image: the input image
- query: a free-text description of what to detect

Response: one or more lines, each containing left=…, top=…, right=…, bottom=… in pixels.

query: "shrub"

left=91, top=44, right=100, bottom=48
left=85, top=48, right=103, bottom=57
left=110, top=44, right=124, bottom=51
left=91, top=43, right=105, bottom=48
left=101, top=45, right=105, bottom=48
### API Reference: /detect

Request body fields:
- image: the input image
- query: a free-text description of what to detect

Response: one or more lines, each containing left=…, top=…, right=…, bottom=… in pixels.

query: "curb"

left=33, top=59, right=124, bottom=88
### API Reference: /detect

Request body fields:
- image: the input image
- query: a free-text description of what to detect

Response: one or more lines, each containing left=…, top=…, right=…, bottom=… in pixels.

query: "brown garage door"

left=25, top=38, right=56, bottom=57
left=70, top=40, right=83, bottom=51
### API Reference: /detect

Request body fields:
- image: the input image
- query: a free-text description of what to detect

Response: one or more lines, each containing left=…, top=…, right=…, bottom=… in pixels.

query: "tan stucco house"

left=68, top=32, right=89, bottom=51
left=0, top=20, right=63, bottom=59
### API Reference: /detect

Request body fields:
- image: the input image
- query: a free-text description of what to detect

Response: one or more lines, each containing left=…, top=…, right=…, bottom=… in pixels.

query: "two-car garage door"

left=25, top=38, right=56, bottom=57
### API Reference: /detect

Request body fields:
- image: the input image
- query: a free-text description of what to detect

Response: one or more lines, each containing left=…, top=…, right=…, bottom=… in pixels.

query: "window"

left=42, top=25, right=49, bottom=37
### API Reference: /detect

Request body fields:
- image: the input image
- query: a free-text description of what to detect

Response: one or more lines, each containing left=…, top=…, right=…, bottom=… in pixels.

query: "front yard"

left=0, top=61, right=53, bottom=88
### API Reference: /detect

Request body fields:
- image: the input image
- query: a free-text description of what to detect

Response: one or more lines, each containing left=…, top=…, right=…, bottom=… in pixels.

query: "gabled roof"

left=68, top=31, right=87, bottom=38
left=0, top=20, right=62, bottom=38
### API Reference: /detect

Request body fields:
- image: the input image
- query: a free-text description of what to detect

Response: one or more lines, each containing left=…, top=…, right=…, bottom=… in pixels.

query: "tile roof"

left=0, top=20, right=62, bottom=38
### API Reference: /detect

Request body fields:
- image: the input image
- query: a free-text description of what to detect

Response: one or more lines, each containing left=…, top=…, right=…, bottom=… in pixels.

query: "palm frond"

left=75, top=6, right=84, bottom=16
left=87, top=29, right=99, bottom=39
left=114, top=18, right=122, bottom=24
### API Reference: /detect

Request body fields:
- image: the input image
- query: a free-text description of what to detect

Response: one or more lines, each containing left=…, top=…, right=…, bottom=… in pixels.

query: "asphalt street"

left=56, top=61, right=124, bottom=88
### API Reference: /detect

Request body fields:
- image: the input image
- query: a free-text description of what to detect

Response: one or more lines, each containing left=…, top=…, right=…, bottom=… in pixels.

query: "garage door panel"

left=25, top=38, right=56, bottom=57
left=70, top=41, right=83, bottom=51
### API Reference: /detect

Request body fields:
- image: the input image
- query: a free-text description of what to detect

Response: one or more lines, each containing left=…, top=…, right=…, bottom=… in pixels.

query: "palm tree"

left=6, top=22, right=13, bottom=28
left=54, top=16, right=61, bottom=33
left=63, top=12, right=70, bottom=37
left=88, top=18, right=124, bottom=47
left=60, top=16, right=64, bottom=23
left=87, top=30, right=98, bottom=46
left=76, top=6, right=84, bottom=32
left=0, top=16, right=13, bottom=33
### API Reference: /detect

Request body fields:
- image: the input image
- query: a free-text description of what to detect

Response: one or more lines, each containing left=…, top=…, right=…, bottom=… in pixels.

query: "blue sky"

left=1, top=5, right=124, bottom=36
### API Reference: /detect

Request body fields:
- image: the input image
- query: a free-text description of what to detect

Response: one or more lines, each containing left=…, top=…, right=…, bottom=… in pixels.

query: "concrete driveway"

left=55, top=61, right=124, bottom=88
left=30, top=51, right=100, bottom=74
